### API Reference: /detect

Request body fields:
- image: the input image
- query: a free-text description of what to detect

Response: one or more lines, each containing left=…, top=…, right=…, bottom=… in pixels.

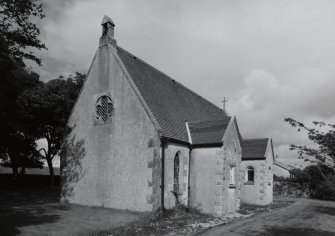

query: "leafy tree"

left=19, top=73, right=85, bottom=184
left=285, top=118, right=335, bottom=199
left=0, top=132, right=43, bottom=178
left=0, top=0, right=46, bottom=67
left=288, top=168, right=310, bottom=197
left=284, top=118, right=335, bottom=168
left=274, top=165, right=335, bottom=200
left=0, top=65, right=43, bottom=179
left=0, top=0, right=46, bottom=180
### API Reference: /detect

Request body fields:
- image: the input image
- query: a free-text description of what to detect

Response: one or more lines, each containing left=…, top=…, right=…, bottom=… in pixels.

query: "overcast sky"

left=32, top=0, right=335, bottom=167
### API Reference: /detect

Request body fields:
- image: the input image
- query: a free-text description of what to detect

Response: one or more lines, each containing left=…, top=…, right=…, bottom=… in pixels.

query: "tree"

left=284, top=118, right=335, bottom=168
left=0, top=0, right=46, bottom=67
left=0, top=132, right=43, bottom=178
left=0, top=0, right=46, bottom=180
left=285, top=118, right=335, bottom=199
left=274, top=165, right=335, bottom=200
left=19, top=73, right=85, bottom=184
left=0, top=65, right=43, bottom=179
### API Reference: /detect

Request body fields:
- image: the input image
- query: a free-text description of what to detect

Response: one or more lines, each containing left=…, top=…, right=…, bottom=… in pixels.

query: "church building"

left=61, top=16, right=274, bottom=215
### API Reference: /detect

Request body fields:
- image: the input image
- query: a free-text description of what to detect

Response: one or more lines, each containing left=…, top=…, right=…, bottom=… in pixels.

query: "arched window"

left=95, top=95, right=113, bottom=123
left=247, top=166, right=254, bottom=182
left=173, top=152, right=180, bottom=192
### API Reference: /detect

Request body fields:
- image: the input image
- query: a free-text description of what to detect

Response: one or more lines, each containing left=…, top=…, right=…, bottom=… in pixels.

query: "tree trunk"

left=9, top=151, right=18, bottom=182
left=47, top=158, right=54, bottom=186
left=20, top=167, right=25, bottom=176
left=12, top=166, right=18, bottom=181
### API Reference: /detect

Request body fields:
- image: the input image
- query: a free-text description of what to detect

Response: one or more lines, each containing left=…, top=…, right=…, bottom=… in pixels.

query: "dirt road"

left=202, top=198, right=335, bottom=236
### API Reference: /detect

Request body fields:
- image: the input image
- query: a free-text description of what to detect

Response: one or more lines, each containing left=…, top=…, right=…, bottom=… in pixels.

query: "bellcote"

left=99, top=15, right=116, bottom=47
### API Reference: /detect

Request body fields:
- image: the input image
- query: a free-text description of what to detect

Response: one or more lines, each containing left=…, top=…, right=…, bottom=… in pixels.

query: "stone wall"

left=61, top=43, right=160, bottom=212
left=219, top=119, right=242, bottom=214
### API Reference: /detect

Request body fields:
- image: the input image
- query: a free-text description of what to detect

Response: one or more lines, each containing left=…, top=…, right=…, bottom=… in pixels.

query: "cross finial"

left=222, top=97, right=228, bottom=110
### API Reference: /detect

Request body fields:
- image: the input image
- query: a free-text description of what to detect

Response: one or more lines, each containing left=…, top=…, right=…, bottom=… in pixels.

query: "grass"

left=92, top=205, right=219, bottom=236
left=93, top=198, right=296, bottom=236
left=0, top=174, right=295, bottom=236
left=0, top=178, right=141, bottom=236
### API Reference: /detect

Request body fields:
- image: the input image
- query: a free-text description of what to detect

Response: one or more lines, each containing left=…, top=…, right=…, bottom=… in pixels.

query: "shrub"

left=274, top=165, right=335, bottom=200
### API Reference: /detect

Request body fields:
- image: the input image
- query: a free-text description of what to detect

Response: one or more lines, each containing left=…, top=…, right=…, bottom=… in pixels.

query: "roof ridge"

left=243, top=138, right=269, bottom=141
left=117, top=46, right=224, bottom=113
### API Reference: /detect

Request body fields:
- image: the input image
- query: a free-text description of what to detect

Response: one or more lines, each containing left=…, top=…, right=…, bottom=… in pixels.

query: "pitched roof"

left=117, top=47, right=228, bottom=143
left=274, top=161, right=294, bottom=171
left=101, top=15, right=115, bottom=26
left=188, top=118, right=231, bottom=146
left=242, top=138, right=269, bottom=160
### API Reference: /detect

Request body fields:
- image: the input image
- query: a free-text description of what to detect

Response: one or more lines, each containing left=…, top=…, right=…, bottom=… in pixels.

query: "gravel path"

left=201, top=198, right=335, bottom=236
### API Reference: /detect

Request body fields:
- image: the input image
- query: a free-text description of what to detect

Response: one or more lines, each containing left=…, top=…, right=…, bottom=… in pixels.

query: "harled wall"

left=189, top=147, right=221, bottom=214
left=61, top=44, right=161, bottom=212
left=163, top=143, right=189, bottom=209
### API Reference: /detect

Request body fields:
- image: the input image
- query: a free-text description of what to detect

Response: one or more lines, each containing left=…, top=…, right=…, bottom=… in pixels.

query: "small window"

left=247, top=166, right=254, bottom=182
left=229, top=166, right=235, bottom=185
left=95, top=95, right=113, bottom=124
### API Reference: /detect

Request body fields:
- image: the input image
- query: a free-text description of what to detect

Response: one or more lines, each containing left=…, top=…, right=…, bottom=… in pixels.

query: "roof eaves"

left=192, top=143, right=223, bottom=148
left=242, top=157, right=266, bottom=161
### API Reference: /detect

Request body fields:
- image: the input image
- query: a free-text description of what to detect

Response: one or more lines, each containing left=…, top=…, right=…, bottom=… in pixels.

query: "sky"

left=32, top=0, right=335, bottom=168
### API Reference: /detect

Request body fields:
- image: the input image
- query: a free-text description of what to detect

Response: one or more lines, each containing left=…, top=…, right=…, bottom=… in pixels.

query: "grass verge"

left=91, top=198, right=295, bottom=236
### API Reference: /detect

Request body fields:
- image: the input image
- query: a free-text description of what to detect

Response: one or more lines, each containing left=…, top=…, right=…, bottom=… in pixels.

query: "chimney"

left=99, top=15, right=116, bottom=47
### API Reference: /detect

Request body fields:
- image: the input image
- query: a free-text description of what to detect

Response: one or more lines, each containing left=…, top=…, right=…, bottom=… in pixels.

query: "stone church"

left=61, top=16, right=274, bottom=215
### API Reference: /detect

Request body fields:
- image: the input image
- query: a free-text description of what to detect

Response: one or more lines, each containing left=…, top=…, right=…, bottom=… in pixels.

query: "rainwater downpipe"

left=188, top=147, right=192, bottom=208
left=160, top=140, right=166, bottom=212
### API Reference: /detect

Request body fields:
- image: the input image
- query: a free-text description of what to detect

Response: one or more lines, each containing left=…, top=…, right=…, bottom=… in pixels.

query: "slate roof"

left=117, top=47, right=228, bottom=143
left=242, top=138, right=269, bottom=160
left=188, top=118, right=231, bottom=146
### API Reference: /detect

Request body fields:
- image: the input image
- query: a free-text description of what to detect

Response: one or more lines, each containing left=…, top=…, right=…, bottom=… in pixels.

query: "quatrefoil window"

left=95, top=95, right=113, bottom=123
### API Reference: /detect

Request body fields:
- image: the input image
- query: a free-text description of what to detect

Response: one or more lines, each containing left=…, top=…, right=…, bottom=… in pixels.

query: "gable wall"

left=220, top=120, right=243, bottom=214
left=61, top=44, right=160, bottom=212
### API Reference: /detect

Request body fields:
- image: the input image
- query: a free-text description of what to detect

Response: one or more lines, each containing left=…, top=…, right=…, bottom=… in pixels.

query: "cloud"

left=228, top=67, right=335, bottom=163
left=29, top=0, right=335, bottom=165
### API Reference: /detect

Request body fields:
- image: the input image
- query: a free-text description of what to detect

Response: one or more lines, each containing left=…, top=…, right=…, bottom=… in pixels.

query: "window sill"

left=244, top=181, right=255, bottom=185
left=228, top=185, right=236, bottom=189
